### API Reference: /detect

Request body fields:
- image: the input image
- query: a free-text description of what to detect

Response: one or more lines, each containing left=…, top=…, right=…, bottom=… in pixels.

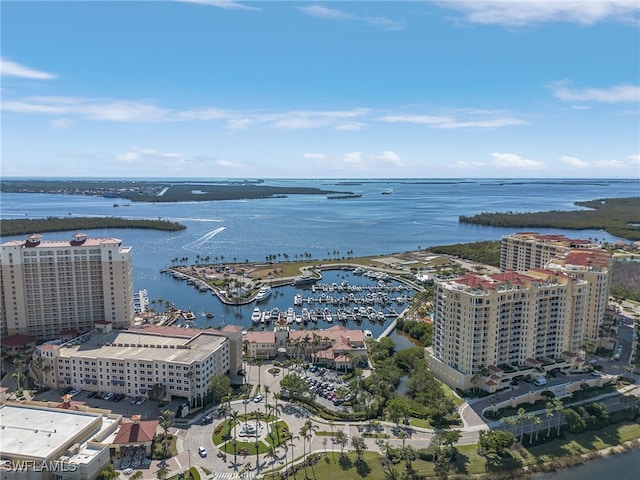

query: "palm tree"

left=328, top=419, right=335, bottom=453
left=545, top=402, right=554, bottom=437
left=265, top=444, right=278, bottom=465
left=229, top=410, right=240, bottom=467
left=12, top=356, right=24, bottom=392
left=158, top=410, right=174, bottom=457
left=553, top=399, right=564, bottom=436
left=517, top=407, right=527, bottom=443
left=32, top=356, right=43, bottom=385
left=532, top=415, right=542, bottom=442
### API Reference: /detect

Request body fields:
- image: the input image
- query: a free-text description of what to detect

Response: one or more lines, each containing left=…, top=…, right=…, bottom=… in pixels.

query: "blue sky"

left=2, top=1, right=639, bottom=179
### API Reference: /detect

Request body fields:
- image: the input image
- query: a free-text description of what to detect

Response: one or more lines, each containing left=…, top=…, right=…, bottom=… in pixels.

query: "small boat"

left=251, top=307, right=261, bottom=324
left=205, top=312, right=215, bottom=319
left=324, top=308, right=333, bottom=323
left=301, top=308, right=310, bottom=323
left=364, top=330, right=373, bottom=338
left=286, top=307, right=295, bottom=324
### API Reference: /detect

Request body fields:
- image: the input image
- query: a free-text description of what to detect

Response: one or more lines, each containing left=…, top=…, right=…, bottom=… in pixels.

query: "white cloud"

left=303, top=150, right=407, bottom=171
left=180, top=0, right=260, bottom=11
left=3, top=94, right=530, bottom=133
left=372, top=150, right=404, bottom=167
left=298, top=5, right=354, bottom=21
left=628, top=154, right=640, bottom=165
left=453, top=160, right=484, bottom=169
left=343, top=152, right=363, bottom=165
left=592, top=159, right=629, bottom=168
left=549, top=81, right=640, bottom=103
left=491, top=152, right=545, bottom=169
left=380, top=113, right=527, bottom=129
left=50, top=118, right=72, bottom=128
left=560, top=155, right=589, bottom=168
left=1, top=58, right=56, bottom=79
left=117, top=148, right=184, bottom=163
left=3, top=96, right=170, bottom=121
left=303, top=153, right=327, bottom=160
left=298, top=4, right=403, bottom=30
left=438, top=1, right=640, bottom=27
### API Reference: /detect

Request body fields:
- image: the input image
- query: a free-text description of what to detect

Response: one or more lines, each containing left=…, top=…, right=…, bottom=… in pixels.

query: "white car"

left=198, top=446, right=207, bottom=457
left=253, top=395, right=263, bottom=403
left=123, top=468, right=134, bottom=475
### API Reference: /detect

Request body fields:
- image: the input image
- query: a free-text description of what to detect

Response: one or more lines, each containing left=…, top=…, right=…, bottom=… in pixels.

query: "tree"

left=158, top=410, right=174, bottom=457
left=230, top=410, right=240, bottom=468
left=545, top=402, right=554, bottom=437
left=334, top=430, right=348, bottom=458
left=351, top=435, right=366, bottom=461
left=208, top=374, right=232, bottom=405
left=156, top=465, right=169, bottom=480
left=477, top=430, right=515, bottom=457
left=553, top=399, right=564, bottom=436
left=517, top=407, right=527, bottom=443
left=12, top=356, right=24, bottom=392
left=129, top=471, right=143, bottom=480
left=441, top=429, right=462, bottom=456
left=149, top=383, right=167, bottom=401
left=563, top=407, right=586, bottom=433
left=98, top=463, right=120, bottom=480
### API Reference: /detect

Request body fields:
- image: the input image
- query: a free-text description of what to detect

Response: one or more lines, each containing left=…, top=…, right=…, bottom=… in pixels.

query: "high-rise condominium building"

left=501, top=232, right=611, bottom=341
left=0, top=233, right=134, bottom=340
left=427, top=270, right=588, bottom=391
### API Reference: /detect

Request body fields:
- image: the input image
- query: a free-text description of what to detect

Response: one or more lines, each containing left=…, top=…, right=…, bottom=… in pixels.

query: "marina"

left=164, top=268, right=416, bottom=338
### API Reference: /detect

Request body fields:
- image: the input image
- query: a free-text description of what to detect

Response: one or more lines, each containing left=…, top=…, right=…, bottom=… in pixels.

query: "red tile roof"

left=1, top=334, right=36, bottom=347
left=113, top=420, right=159, bottom=444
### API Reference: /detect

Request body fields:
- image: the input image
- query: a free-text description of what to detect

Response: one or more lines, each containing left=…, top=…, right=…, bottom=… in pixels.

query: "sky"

left=1, top=0, right=639, bottom=179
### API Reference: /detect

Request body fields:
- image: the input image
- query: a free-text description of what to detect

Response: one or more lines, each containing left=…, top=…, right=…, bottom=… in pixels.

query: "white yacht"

left=255, top=286, right=272, bottom=302
left=251, top=307, right=261, bottom=323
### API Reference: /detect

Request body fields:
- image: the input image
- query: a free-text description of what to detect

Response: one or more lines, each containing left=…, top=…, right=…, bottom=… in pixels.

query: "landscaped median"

left=212, top=413, right=290, bottom=456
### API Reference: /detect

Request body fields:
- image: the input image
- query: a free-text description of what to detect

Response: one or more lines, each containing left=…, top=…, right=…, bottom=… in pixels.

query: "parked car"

left=198, top=447, right=207, bottom=457
left=254, top=395, right=263, bottom=403
left=103, top=392, right=115, bottom=401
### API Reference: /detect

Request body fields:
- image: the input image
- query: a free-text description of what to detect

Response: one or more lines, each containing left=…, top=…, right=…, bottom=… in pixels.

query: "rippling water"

left=1, top=178, right=637, bottom=336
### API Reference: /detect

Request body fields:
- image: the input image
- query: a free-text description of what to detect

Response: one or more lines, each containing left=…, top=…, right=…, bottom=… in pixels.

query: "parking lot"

left=33, top=387, right=184, bottom=420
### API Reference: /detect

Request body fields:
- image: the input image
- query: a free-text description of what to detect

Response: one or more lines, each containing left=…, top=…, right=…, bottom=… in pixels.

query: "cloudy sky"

left=2, top=1, right=639, bottom=178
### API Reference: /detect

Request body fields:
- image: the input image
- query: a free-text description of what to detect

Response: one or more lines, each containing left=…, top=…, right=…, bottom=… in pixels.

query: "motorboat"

left=255, top=286, right=272, bottom=302
left=251, top=307, right=261, bottom=323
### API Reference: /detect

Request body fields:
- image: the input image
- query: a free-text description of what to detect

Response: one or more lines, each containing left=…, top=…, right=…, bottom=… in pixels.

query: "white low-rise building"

left=35, top=324, right=242, bottom=405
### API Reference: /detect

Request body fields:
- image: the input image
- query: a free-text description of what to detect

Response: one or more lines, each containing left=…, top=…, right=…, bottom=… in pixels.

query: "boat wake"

left=185, top=226, right=226, bottom=250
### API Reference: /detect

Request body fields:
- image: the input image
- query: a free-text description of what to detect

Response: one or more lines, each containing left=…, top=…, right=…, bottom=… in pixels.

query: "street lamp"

left=187, top=449, right=191, bottom=474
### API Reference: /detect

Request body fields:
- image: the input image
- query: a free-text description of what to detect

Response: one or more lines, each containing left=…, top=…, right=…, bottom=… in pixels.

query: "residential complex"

left=0, top=233, right=135, bottom=341
left=428, top=233, right=612, bottom=392
left=35, top=323, right=242, bottom=404
left=501, top=232, right=612, bottom=341
left=427, top=270, right=589, bottom=391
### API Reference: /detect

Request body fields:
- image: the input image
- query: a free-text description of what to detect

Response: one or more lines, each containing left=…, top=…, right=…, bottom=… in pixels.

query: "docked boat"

left=255, top=286, right=272, bottom=302
left=286, top=307, right=295, bottom=324
left=251, top=307, right=261, bottom=324
left=323, top=308, right=333, bottom=323
left=364, top=330, right=373, bottom=339
left=301, top=308, right=310, bottom=323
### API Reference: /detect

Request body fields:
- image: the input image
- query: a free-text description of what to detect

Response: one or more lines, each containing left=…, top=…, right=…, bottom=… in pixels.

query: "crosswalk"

left=212, top=472, right=255, bottom=480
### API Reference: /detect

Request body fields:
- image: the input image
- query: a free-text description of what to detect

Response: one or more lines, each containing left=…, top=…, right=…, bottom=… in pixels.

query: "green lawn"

left=270, top=421, right=640, bottom=479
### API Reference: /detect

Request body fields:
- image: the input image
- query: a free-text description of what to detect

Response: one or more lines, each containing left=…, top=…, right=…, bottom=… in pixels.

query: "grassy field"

left=270, top=421, right=640, bottom=479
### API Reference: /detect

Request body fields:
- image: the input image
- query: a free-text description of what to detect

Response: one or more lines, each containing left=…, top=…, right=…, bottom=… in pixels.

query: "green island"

left=0, top=179, right=346, bottom=202
left=459, top=197, right=640, bottom=241
left=0, top=217, right=186, bottom=237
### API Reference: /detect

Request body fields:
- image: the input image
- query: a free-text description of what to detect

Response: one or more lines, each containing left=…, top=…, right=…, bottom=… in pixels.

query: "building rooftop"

left=54, top=328, right=227, bottom=364
left=0, top=404, right=101, bottom=461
